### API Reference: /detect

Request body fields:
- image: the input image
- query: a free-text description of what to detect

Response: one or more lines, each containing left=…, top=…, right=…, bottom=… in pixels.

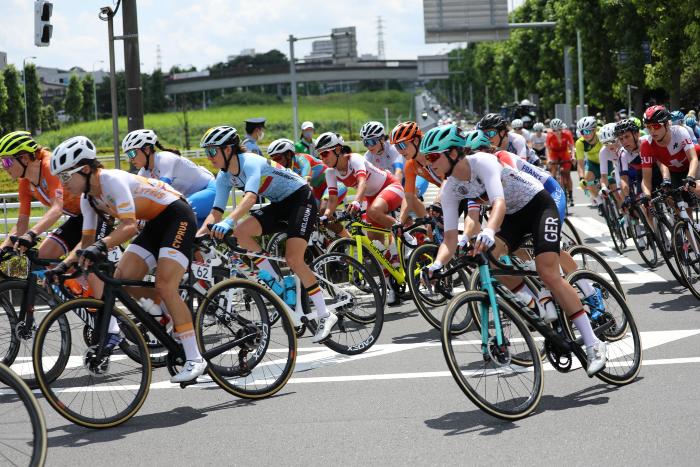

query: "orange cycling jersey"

left=18, top=149, right=81, bottom=216
left=81, top=169, right=183, bottom=236
left=404, top=158, right=442, bottom=194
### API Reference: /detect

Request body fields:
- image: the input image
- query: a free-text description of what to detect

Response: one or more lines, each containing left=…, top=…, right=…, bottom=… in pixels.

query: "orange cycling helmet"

left=389, top=121, right=423, bottom=144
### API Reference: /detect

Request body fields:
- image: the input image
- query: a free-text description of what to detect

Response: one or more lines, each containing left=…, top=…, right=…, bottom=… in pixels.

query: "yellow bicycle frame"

left=346, top=221, right=406, bottom=284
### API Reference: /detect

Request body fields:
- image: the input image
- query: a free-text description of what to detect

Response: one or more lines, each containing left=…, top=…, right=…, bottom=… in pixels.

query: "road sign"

left=423, top=0, right=509, bottom=43
left=417, top=55, right=450, bottom=80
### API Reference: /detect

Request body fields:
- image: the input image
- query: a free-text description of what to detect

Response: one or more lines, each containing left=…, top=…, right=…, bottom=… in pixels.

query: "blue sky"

left=0, top=0, right=523, bottom=72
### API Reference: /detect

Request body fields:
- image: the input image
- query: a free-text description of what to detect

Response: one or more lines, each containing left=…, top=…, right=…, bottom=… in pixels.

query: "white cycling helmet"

left=200, top=126, right=240, bottom=148
left=511, top=118, right=524, bottom=129
left=577, top=116, right=597, bottom=131
left=599, top=123, right=617, bottom=144
left=122, top=129, right=157, bottom=152
left=315, top=132, right=345, bottom=152
left=549, top=118, right=565, bottom=130
left=533, top=122, right=545, bottom=132
left=359, top=121, right=385, bottom=141
left=50, top=136, right=97, bottom=175
left=267, top=138, right=295, bottom=156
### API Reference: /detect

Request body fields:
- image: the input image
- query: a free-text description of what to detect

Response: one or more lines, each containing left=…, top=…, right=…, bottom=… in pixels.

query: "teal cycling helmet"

left=419, top=124, right=466, bottom=154
left=670, top=110, right=685, bottom=123
left=686, top=116, right=697, bottom=128
left=465, top=130, right=492, bottom=152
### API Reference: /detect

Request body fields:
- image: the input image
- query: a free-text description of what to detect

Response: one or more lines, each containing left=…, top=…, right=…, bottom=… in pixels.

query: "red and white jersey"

left=640, top=125, right=699, bottom=173
left=325, top=153, right=395, bottom=197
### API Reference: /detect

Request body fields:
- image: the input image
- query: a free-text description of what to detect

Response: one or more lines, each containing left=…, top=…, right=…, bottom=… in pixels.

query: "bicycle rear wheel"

left=567, top=244, right=625, bottom=298
left=653, top=216, right=687, bottom=286
left=630, top=206, right=659, bottom=268
left=672, top=221, right=700, bottom=300
left=196, top=278, right=296, bottom=399
left=602, top=198, right=626, bottom=254
left=327, top=237, right=388, bottom=306
left=561, top=217, right=582, bottom=250
left=442, top=291, right=543, bottom=421
left=33, top=299, right=152, bottom=428
left=0, top=363, right=48, bottom=467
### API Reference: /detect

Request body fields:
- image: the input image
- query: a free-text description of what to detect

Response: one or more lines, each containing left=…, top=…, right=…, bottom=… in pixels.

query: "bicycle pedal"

left=179, top=379, right=199, bottom=389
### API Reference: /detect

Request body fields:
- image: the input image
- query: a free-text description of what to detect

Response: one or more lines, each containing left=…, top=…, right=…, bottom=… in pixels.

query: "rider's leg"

left=235, top=215, right=280, bottom=279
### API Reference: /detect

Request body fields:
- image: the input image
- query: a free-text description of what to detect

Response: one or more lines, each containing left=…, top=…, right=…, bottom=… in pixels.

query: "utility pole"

left=576, top=29, right=585, bottom=119
left=22, top=56, right=36, bottom=131
left=121, top=0, right=144, bottom=132
left=99, top=5, right=121, bottom=169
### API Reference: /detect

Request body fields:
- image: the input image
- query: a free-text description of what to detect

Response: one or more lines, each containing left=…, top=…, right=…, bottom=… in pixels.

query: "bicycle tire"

left=567, top=244, right=625, bottom=299
left=0, top=363, right=48, bottom=467
left=561, top=217, right=582, bottom=250
left=327, top=237, right=388, bottom=306
left=671, top=221, right=700, bottom=300
left=630, top=205, right=659, bottom=268
left=564, top=270, right=642, bottom=385
left=602, top=198, right=626, bottom=254
left=195, top=278, right=297, bottom=399
left=653, top=215, right=687, bottom=286
left=33, top=299, right=152, bottom=428
left=442, top=290, right=543, bottom=420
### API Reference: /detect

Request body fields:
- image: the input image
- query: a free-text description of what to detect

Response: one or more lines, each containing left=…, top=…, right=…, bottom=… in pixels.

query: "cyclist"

left=478, top=113, right=539, bottom=165
left=545, top=118, right=575, bottom=205
left=597, top=123, right=625, bottom=207
left=510, top=118, right=531, bottom=147
left=670, top=110, right=698, bottom=144
left=686, top=116, right=700, bottom=141
left=421, top=124, right=607, bottom=375
left=196, top=126, right=337, bottom=343
left=575, top=116, right=604, bottom=209
left=530, top=122, right=547, bottom=163
left=49, top=135, right=204, bottom=383
left=0, top=131, right=84, bottom=258
left=122, top=129, right=216, bottom=227
left=295, top=121, right=318, bottom=157
left=360, top=121, right=404, bottom=180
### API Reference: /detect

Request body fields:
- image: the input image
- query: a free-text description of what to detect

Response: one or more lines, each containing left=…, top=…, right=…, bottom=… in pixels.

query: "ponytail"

left=155, top=141, right=181, bottom=156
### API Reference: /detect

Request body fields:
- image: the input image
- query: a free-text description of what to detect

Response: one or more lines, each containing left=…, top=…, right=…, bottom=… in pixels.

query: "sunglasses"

left=483, top=129, right=498, bottom=138
left=580, top=129, right=594, bottom=136
left=645, top=123, right=663, bottom=130
left=125, top=149, right=138, bottom=159
left=425, top=152, right=445, bottom=163
left=363, top=137, right=380, bottom=148
left=57, top=165, right=85, bottom=184
left=319, top=149, right=334, bottom=159
left=396, top=141, right=409, bottom=150
left=1, top=157, right=15, bottom=170
left=204, top=147, right=219, bottom=158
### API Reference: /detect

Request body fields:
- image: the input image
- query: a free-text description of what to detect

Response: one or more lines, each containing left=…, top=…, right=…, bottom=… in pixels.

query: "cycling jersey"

left=325, top=153, right=394, bottom=198
left=599, top=146, right=627, bottom=186
left=404, top=158, right=442, bottom=195
left=640, top=125, right=700, bottom=173
left=18, top=149, right=81, bottom=216
left=546, top=130, right=574, bottom=160
left=290, top=153, right=327, bottom=190
left=364, top=142, right=405, bottom=173
left=531, top=132, right=546, bottom=150
left=439, top=152, right=544, bottom=232
left=81, top=169, right=183, bottom=236
left=213, top=153, right=306, bottom=210
left=575, top=137, right=603, bottom=164
left=137, top=151, right=213, bottom=197
left=506, top=132, right=528, bottom=158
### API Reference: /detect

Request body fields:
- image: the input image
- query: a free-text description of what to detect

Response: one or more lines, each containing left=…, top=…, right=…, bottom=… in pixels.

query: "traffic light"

left=34, top=1, right=53, bottom=47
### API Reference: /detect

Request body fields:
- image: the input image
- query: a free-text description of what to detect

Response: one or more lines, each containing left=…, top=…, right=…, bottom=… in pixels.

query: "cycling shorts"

left=365, top=182, right=404, bottom=226
left=126, top=198, right=195, bottom=270
left=48, top=214, right=111, bottom=255
left=187, top=179, right=217, bottom=228
left=534, top=147, right=546, bottom=158
left=497, top=190, right=560, bottom=256
left=586, top=160, right=616, bottom=184
left=251, top=185, right=317, bottom=241
left=547, top=152, right=572, bottom=171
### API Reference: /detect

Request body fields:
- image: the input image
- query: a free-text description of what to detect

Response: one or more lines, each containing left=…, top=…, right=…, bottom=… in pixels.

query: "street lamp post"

left=23, top=56, right=36, bottom=131
left=93, top=60, right=104, bottom=121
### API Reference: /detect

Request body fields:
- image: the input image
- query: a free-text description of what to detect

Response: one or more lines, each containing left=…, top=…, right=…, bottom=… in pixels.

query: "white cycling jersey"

left=440, top=152, right=544, bottom=231
left=599, top=146, right=628, bottom=186
left=507, top=131, right=528, bottom=158
left=326, top=153, right=394, bottom=198
left=531, top=132, right=547, bottom=149
left=364, top=142, right=405, bottom=173
left=137, top=151, right=213, bottom=197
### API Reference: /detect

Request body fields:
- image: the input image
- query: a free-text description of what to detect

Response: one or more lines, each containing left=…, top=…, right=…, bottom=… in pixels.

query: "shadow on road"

left=627, top=282, right=699, bottom=312
left=392, top=328, right=440, bottom=344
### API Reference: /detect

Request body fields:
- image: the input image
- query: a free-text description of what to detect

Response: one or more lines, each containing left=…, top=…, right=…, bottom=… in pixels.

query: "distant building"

left=359, top=54, right=379, bottom=61
left=227, top=48, right=256, bottom=62
left=36, top=66, right=108, bottom=104
left=0, top=51, right=7, bottom=71
left=305, top=40, right=334, bottom=62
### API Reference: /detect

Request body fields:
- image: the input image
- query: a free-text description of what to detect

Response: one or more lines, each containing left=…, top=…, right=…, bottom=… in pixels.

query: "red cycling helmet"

left=643, top=105, right=671, bottom=124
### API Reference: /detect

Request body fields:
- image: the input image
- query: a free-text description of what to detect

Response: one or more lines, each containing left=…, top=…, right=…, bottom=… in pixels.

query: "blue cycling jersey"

left=213, top=153, right=306, bottom=210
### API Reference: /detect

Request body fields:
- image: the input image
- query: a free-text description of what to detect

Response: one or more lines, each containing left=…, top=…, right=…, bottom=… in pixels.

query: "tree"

left=147, top=69, right=167, bottom=113
left=24, top=64, right=42, bottom=133
left=1, top=65, right=25, bottom=131
left=63, top=74, right=83, bottom=122
left=0, top=76, right=7, bottom=133
left=81, top=74, right=95, bottom=121
left=40, top=104, right=59, bottom=131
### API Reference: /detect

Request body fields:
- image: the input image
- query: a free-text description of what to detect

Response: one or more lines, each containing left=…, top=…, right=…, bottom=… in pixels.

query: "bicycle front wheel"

left=672, top=221, right=700, bottom=300
left=327, top=237, right=388, bottom=307
left=0, top=363, right=47, bottom=467
left=442, top=291, right=543, bottom=421
left=33, top=299, right=152, bottom=428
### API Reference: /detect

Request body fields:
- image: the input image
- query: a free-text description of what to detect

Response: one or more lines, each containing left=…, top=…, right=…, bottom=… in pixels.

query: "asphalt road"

left=19, top=187, right=700, bottom=466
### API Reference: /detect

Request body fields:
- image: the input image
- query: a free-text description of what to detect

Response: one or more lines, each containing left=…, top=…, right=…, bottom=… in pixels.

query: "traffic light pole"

left=121, top=0, right=144, bottom=133
left=100, top=5, right=121, bottom=169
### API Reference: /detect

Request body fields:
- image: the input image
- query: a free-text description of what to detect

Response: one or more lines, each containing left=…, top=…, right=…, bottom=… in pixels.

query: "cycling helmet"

left=478, top=113, right=508, bottom=130
left=359, top=121, right=385, bottom=141
left=266, top=138, right=295, bottom=157
left=533, top=122, right=545, bottom=132
left=200, top=126, right=240, bottom=148
left=670, top=110, right=685, bottom=123
left=315, top=132, right=345, bottom=152
left=389, top=121, right=423, bottom=144
left=643, top=105, right=671, bottom=124
left=549, top=118, right=565, bottom=130
left=686, top=117, right=697, bottom=128
left=599, top=123, right=617, bottom=144
left=614, top=118, right=640, bottom=137
left=511, top=118, right=524, bottom=129
left=50, top=136, right=97, bottom=175
left=577, top=116, right=597, bottom=131
left=631, top=117, right=642, bottom=129
left=464, top=130, right=492, bottom=151
left=122, top=129, right=157, bottom=152
left=0, top=131, right=38, bottom=157
left=419, top=124, right=466, bottom=154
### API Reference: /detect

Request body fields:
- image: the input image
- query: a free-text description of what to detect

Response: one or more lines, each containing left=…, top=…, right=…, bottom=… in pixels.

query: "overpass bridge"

left=164, top=60, right=418, bottom=95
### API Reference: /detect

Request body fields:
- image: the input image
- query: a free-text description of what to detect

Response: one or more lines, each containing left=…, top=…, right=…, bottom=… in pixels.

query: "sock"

left=174, top=323, right=202, bottom=361
left=108, top=315, right=120, bottom=334
left=307, top=283, right=329, bottom=319
left=576, top=279, right=596, bottom=298
left=254, top=256, right=279, bottom=281
left=513, top=282, right=536, bottom=307
left=570, top=309, right=599, bottom=348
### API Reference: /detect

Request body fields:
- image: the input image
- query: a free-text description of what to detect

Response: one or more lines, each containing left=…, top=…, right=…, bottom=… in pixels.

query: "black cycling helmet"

left=614, top=119, right=640, bottom=137
left=478, top=113, right=508, bottom=131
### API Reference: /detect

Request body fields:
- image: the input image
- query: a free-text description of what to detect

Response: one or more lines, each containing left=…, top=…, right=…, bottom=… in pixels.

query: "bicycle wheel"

left=406, top=243, right=470, bottom=331
left=33, top=299, right=152, bottom=428
left=672, top=221, right=700, bottom=300
left=195, top=278, right=297, bottom=399
left=561, top=217, right=582, bottom=250
left=564, top=270, right=641, bottom=385
left=266, top=231, right=318, bottom=265
left=0, top=279, right=71, bottom=389
left=630, top=205, right=659, bottom=268
left=442, top=291, right=543, bottom=421
left=309, top=253, right=384, bottom=355
left=0, top=363, right=48, bottom=467
left=327, top=237, right=388, bottom=306
left=567, top=245, right=625, bottom=298
left=602, top=198, right=626, bottom=254
left=653, top=215, right=687, bottom=286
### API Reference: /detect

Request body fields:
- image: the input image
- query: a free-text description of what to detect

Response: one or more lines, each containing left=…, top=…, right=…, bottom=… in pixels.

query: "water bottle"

left=138, top=297, right=162, bottom=317
left=537, top=289, right=558, bottom=323
left=258, top=270, right=284, bottom=297
left=388, top=243, right=400, bottom=269
left=283, top=275, right=297, bottom=308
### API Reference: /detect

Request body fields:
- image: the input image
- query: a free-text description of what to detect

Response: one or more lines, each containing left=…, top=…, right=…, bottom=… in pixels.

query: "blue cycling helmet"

left=465, top=130, right=492, bottom=151
left=686, top=116, right=697, bottom=128
left=670, top=110, right=685, bottom=123
left=419, top=124, right=466, bottom=154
